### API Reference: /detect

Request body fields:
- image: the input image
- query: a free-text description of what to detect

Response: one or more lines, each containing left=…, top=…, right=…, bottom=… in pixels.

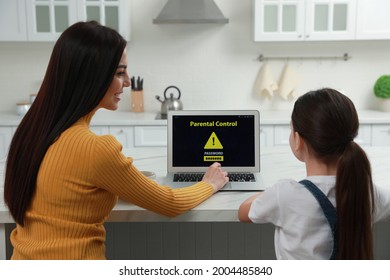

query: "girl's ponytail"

left=336, top=141, right=375, bottom=259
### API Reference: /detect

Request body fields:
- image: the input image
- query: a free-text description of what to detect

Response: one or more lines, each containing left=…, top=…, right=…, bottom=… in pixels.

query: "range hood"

left=153, top=0, right=229, bottom=24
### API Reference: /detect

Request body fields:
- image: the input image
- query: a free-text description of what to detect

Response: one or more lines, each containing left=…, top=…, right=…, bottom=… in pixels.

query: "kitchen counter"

left=0, top=110, right=167, bottom=126
left=1, top=109, right=390, bottom=126
left=1, top=146, right=390, bottom=259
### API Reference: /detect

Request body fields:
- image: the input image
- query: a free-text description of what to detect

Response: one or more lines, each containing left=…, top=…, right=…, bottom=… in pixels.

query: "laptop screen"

left=170, top=112, right=258, bottom=168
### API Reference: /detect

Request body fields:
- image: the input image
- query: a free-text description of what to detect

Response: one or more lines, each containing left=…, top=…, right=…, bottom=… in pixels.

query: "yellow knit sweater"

left=11, top=113, right=213, bottom=259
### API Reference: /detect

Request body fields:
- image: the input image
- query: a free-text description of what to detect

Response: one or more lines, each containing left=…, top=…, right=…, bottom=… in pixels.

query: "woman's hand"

left=202, top=162, right=229, bottom=193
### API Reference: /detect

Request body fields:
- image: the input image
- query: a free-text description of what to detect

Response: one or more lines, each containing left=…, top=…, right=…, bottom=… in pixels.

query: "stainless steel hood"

left=153, top=0, right=229, bottom=24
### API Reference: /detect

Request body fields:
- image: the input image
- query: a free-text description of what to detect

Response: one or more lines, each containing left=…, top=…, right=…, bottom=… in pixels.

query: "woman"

left=4, top=21, right=228, bottom=259
left=238, top=88, right=390, bottom=259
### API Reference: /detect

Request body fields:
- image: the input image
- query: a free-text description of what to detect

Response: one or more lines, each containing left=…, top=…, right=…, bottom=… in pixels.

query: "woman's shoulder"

left=75, top=130, right=127, bottom=171
left=63, top=123, right=122, bottom=155
left=92, top=133, right=123, bottom=156
left=66, top=123, right=118, bottom=142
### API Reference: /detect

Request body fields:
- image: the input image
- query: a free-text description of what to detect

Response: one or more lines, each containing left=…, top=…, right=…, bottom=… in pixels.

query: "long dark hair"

left=4, top=21, right=127, bottom=226
left=291, top=88, right=375, bottom=259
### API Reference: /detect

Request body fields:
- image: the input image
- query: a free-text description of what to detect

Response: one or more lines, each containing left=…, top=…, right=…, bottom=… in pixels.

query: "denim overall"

left=300, top=179, right=338, bottom=260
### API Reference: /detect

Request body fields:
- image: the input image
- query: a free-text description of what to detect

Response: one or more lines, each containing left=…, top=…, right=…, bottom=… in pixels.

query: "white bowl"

left=16, top=103, right=31, bottom=116
left=141, top=171, right=156, bottom=179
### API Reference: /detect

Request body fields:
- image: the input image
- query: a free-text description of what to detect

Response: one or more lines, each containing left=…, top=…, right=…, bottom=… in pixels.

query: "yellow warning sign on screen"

left=204, top=132, right=223, bottom=149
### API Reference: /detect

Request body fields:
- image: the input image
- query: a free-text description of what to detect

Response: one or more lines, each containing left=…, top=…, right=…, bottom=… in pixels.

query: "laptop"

left=163, top=110, right=265, bottom=191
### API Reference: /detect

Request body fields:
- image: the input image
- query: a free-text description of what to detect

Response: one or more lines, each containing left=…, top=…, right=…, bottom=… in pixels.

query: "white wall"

left=1, top=0, right=390, bottom=114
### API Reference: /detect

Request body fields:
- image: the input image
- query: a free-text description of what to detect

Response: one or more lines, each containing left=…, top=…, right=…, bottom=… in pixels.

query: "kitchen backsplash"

left=1, top=0, right=390, bottom=114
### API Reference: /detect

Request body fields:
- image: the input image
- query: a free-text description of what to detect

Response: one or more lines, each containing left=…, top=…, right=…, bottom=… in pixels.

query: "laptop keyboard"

left=173, top=173, right=256, bottom=182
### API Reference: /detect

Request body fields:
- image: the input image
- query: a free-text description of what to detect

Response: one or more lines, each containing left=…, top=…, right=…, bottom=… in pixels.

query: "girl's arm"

left=238, top=193, right=263, bottom=223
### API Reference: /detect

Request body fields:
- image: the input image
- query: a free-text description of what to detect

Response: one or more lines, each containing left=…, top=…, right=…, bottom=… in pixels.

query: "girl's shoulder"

left=271, top=178, right=303, bottom=189
left=272, top=176, right=336, bottom=188
left=262, top=179, right=306, bottom=199
left=268, top=177, right=336, bottom=203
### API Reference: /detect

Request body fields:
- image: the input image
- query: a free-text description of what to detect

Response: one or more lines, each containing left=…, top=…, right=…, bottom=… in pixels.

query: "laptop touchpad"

left=220, top=182, right=232, bottom=191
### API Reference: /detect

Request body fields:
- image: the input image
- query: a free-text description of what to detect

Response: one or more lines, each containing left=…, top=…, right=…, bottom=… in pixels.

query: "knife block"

left=131, top=90, right=144, bottom=112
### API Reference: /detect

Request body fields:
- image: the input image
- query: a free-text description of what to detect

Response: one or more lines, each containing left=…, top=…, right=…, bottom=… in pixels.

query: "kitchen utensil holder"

left=131, top=90, right=144, bottom=112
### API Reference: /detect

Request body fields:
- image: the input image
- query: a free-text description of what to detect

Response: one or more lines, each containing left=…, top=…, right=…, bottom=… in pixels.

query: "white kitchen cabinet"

left=371, top=125, right=390, bottom=146
left=25, top=0, right=77, bottom=41
left=90, top=125, right=109, bottom=136
left=260, top=125, right=274, bottom=147
left=76, top=0, right=130, bottom=41
left=0, top=0, right=27, bottom=41
left=0, top=127, right=13, bottom=160
left=134, top=126, right=167, bottom=147
left=355, top=124, right=372, bottom=147
left=306, top=0, right=356, bottom=41
left=109, top=126, right=134, bottom=149
left=92, top=125, right=167, bottom=148
left=253, top=0, right=356, bottom=41
left=272, top=124, right=372, bottom=147
left=355, top=0, right=390, bottom=40
left=76, top=125, right=167, bottom=148
left=3, top=0, right=130, bottom=42
left=274, top=125, right=291, bottom=146
left=253, top=0, right=305, bottom=41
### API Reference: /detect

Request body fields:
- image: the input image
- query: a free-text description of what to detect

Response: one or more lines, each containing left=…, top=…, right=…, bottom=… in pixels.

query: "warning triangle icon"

left=204, top=132, right=223, bottom=149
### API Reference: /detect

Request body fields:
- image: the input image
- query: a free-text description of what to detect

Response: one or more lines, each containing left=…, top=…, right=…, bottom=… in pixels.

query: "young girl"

left=238, top=88, right=390, bottom=259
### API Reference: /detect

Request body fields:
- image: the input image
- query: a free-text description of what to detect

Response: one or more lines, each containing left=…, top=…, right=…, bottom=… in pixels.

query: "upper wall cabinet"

left=254, top=0, right=390, bottom=42
left=0, top=0, right=130, bottom=42
left=355, top=0, right=390, bottom=40
left=305, top=0, right=356, bottom=41
left=25, top=0, right=78, bottom=41
left=0, top=0, right=28, bottom=41
left=253, top=0, right=356, bottom=41
left=254, top=0, right=305, bottom=41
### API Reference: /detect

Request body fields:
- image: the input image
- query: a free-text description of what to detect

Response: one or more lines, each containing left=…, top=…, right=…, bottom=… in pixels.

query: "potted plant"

left=374, top=75, right=390, bottom=112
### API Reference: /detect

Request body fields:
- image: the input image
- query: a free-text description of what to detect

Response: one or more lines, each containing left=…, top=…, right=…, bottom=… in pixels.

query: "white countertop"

left=0, top=110, right=167, bottom=126
left=1, top=109, right=390, bottom=126
left=2, top=146, right=390, bottom=223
